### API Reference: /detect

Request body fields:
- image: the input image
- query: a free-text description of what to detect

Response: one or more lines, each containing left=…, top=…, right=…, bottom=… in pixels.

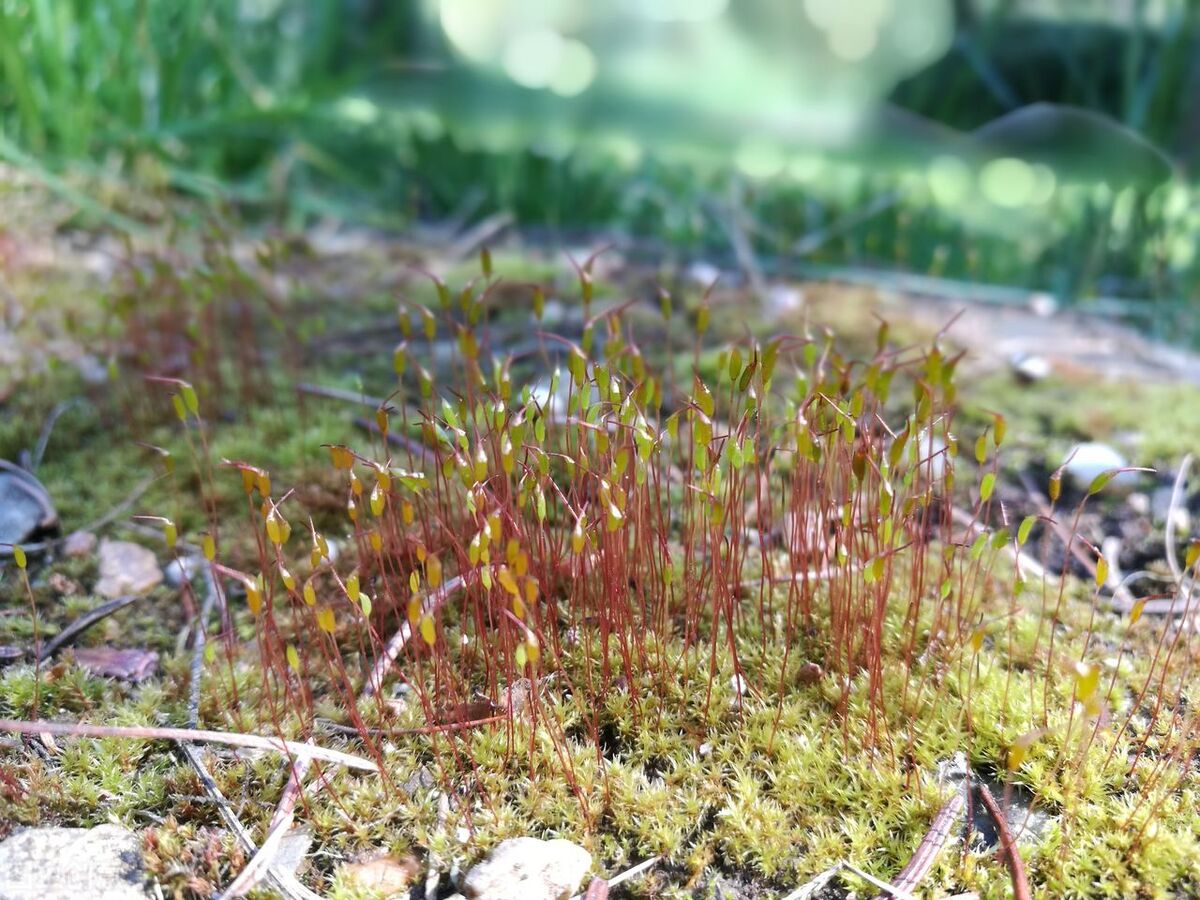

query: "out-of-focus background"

left=1, top=0, right=1198, bottom=342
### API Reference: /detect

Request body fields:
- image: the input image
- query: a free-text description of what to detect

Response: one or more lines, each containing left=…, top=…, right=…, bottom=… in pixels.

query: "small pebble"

left=797, top=662, right=823, bottom=684
left=62, top=530, right=97, bottom=558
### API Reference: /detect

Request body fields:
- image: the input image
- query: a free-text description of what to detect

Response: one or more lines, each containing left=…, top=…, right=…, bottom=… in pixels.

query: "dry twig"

left=975, top=781, right=1032, bottom=900
left=37, top=595, right=138, bottom=661
left=359, top=575, right=469, bottom=701
left=0, top=719, right=378, bottom=771
left=176, top=741, right=318, bottom=900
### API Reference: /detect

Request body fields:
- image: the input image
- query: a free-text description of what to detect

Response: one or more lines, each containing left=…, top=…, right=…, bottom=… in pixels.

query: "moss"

left=2, top=246, right=1198, bottom=900
left=965, top=370, right=1200, bottom=469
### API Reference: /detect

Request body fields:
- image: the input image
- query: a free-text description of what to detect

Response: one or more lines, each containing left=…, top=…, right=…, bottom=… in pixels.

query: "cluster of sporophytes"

left=5, top=247, right=1199, bottom=895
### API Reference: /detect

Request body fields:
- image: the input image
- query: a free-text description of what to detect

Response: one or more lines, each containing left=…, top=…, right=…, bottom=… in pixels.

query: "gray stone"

left=0, top=462, right=56, bottom=546
left=163, top=555, right=201, bottom=589
left=1150, top=485, right=1192, bottom=533
left=95, top=540, right=162, bottom=598
left=462, top=837, right=591, bottom=900
left=0, top=825, right=149, bottom=900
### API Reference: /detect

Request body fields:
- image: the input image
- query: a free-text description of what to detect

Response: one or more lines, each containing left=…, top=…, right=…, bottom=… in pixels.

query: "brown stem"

left=976, top=781, right=1031, bottom=900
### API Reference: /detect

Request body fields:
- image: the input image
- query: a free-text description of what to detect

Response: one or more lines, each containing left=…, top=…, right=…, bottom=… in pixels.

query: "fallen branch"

left=0, top=719, right=377, bottom=772
left=37, top=595, right=139, bottom=661
left=975, top=781, right=1031, bottom=900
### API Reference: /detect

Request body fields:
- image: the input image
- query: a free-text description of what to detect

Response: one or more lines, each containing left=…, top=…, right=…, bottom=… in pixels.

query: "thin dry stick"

left=782, top=864, right=843, bottom=900
left=570, top=856, right=661, bottom=900
left=745, top=561, right=864, bottom=589
left=1164, top=454, right=1193, bottom=581
left=320, top=714, right=507, bottom=738
left=975, top=781, right=1032, bottom=900
left=220, top=753, right=314, bottom=899
left=873, top=788, right=966, bottom=900
left=359, top=575, right=468, bottom=701
left=296, top=381, right=389, bottom=409
left=445, top=210, right=513, bottom=261
left=842, top=861, right=917, bottom=900
left=353, top=416, right=439, bottom=466
left=182, top=562, right=317, bottom=900
left=30, top=398, right=84, bottom=470
left=0, top=719, right=377, bottom=771
left=176, top=741, right=318, bottom=900
left=188, top=560, right=220, bottom=728
left=37, top=595, right=139, bottom=661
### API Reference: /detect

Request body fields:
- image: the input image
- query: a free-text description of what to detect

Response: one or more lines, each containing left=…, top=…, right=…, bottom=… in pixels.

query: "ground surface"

left=1, top=215, right=1199, bottom=899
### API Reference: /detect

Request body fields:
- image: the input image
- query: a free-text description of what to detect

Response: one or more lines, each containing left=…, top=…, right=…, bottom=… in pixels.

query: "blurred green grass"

left=0, top=0, right=1197, bottom=344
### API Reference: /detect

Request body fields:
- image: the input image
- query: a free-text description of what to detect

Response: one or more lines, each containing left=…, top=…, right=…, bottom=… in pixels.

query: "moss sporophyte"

left=2, top=245, right=1197, bottom=897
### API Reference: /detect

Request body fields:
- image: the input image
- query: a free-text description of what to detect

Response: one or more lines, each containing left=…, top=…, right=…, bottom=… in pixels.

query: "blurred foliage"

left=0, top=0, right=1198, bottom=342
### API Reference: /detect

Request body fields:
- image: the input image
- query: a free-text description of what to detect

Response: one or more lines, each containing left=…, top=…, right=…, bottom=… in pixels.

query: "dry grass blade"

left=873, top=788, right=965, bottom=899
left=220, top=753, right=314, bottom=899
left=782, top=863, right=843, bottom=900
left=0, top=719, right=378, bottom=771
left=570, top=856, right=660, bottom=900
left=1164, top=453, right=1193, bottom=581
left=176, top=741, right=319, bottom=900
left=842, top=861, right=917, bottom=900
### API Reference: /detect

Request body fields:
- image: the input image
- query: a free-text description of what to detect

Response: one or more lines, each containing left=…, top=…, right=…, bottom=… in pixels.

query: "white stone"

left=461, top=837, right=591, bottom=900
left=163, top=555, right=201, bottom=589
left=1028, top=292, right=1059, bottom=317
left=1063, top=443, right=1138, bottom=492
left=1009, top=353, right=1051, bottom=382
